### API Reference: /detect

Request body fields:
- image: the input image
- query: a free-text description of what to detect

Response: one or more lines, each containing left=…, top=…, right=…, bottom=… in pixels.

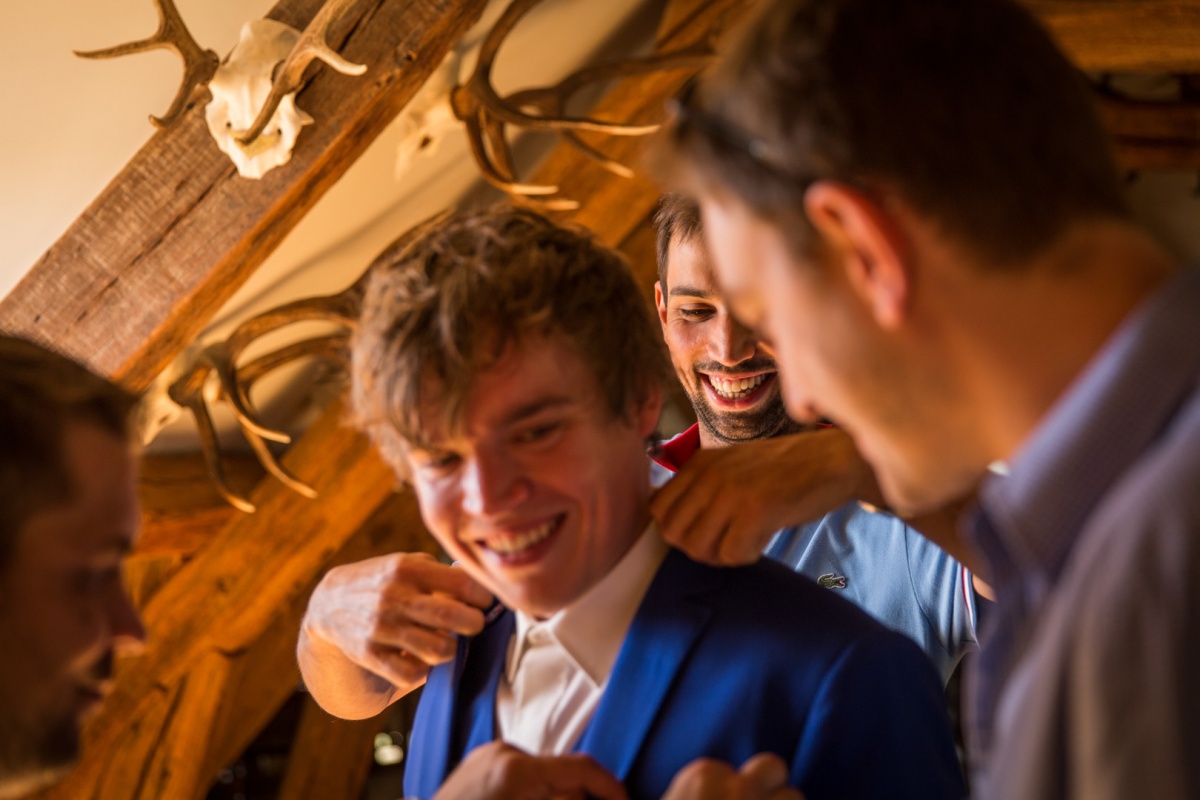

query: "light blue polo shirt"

left=652, top=424, right=976, bottom=683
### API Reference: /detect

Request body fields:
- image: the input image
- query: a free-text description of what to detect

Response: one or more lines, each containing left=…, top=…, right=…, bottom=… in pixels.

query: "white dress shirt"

left=495, top=524, right=668, bottom=755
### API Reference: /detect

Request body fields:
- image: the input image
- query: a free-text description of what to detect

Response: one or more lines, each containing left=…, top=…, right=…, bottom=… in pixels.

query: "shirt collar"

left=649, top=423, right=701, bottom=473
left=508, top=523, right=669, bottom=687
left=974, top=266, right=1200, bottom=590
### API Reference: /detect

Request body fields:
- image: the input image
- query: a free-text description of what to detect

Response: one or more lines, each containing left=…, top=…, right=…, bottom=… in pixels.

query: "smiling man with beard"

left=0, top=336, right=146, bottom=799
left=649, top=193, right=976, bottom=683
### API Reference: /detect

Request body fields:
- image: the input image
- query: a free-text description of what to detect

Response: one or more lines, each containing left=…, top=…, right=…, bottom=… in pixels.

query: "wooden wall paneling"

left=0, top=0, right=490, bottom=394
left=1097, top=93, right=1200, bottom=169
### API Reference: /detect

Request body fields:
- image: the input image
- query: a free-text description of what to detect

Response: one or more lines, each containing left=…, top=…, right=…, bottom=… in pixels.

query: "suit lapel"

left=576, top=550, right=721, bottom=780
left=407, top=609, right=514, bottom=797
left=455, top=609, right=513, bottom=760
left=405, top=632, right=466, bottom=797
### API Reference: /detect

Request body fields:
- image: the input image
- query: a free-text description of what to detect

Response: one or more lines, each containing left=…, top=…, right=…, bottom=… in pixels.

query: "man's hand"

left=651, top=428, right=879, bottom=565
left=432, top=742, right=628, bottom=800
left=662, top=753, right=804, bottom=800
left=298, top=552, right=493, bottom=719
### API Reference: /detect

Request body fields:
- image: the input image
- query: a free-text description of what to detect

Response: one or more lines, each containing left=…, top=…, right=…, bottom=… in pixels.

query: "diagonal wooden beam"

left=136, top=451, right=261, bottom=558
left=277, top=697, right=381, bottom=800
left=0, top=0, right=489, bottom=394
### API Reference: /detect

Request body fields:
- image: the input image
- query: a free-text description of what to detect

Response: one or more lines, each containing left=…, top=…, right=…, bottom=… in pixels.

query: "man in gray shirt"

left=658, top=0, right=1200, bottom=797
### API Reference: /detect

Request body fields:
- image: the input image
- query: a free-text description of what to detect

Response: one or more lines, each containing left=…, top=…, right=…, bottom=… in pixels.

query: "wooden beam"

left=137, top=452, right=261, bottom=559
left=276, top=697, right=381, bottom=800
left=195, top=493, right=440, bottom=792
left=127, top=651, right=235, bottom=800
left=0, top=0, right=489, bottom=394
left=1026, top=1, right=1200, bottom=73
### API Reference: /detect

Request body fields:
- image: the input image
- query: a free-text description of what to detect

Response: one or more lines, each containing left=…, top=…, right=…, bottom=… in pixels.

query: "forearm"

left=296, top=629, right=405, bottom=720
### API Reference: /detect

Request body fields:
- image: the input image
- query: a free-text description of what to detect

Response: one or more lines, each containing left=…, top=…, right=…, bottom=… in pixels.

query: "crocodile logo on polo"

left=817, top=572, right=847, bottom=589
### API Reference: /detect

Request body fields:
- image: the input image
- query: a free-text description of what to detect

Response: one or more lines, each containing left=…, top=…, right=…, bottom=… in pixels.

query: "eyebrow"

left=499, top=395, right=575, bottom=428
left=668, top=284, right=716, bottom=299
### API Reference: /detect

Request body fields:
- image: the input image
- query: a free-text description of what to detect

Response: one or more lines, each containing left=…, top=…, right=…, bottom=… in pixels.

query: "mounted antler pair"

left=79, top=0, right=714, bottom=198
left=76, top=0, right=364, bottom=143
left=451, top=0, right=713, bottom=208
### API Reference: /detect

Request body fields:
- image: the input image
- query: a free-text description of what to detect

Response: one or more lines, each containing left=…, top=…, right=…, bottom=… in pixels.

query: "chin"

left=884, top=470, right=960, bottom=517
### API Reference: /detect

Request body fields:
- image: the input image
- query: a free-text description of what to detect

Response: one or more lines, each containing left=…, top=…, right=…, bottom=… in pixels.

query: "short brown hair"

left=0, top=336, right=137, bottom=568
left=350, top=204, right=669, bottom=468
left=653, top=193, right=703, bottom=289
left=660, top=0, right=1129, bottom=266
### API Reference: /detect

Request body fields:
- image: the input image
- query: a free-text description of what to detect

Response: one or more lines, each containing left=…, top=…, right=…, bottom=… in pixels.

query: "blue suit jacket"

left=405, top=549, right=966, bottom=799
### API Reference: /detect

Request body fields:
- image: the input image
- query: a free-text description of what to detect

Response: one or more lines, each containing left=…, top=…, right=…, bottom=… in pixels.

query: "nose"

left=461, top=450, right=530, bottom=517
left=110, top=584, right=147, bottom=656
left=709, top=313, right=757, bottom=366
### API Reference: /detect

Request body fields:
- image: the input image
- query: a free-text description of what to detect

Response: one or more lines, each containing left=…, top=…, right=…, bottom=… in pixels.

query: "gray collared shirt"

left=966, top=265, right=1200, bottom=799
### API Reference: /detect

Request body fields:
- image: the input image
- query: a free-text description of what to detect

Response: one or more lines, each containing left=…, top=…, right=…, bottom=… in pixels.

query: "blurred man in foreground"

left=659, top=0, right=1200, bottom=796
left=0, top=336, right=146, bottom=798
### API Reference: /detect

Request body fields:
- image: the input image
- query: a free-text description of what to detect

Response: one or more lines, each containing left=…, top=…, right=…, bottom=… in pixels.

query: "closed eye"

left=413, top=449, right=462, bottom=474
left=677, top=306, right=715, bottom=321
left=515, top=421, right=562, bottom=444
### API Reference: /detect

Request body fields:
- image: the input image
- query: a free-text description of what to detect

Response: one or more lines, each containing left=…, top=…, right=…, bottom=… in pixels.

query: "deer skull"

left=206, top=20, right=313, bottom=179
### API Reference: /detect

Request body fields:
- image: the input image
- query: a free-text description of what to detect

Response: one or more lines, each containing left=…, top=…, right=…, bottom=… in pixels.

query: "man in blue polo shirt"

left=649, top=193, right=978, bottom=683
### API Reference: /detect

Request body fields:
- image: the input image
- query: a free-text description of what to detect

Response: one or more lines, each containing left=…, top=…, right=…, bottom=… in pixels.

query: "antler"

left=75, top=0, right=219, bottom=128
left=450, top=0, right=715, bottom=206
left=165, top=278, right=365, bottom=512
left=153, top=210, right=453, bottom=512
left=236, top=0, right=368, bottom=146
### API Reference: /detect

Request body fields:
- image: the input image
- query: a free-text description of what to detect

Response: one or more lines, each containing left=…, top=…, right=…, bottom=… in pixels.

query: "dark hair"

left=661, top=0, right=1129, bottom=266
left=350, top=204, right=670, bottom=468
left=652, top=193, right=704, bottom=289
left=0, top=336, right=137, bottom=568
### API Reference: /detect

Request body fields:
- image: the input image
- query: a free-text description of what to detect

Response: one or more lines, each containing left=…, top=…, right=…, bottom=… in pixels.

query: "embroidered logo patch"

left=817, top=572, right=847, bottom=589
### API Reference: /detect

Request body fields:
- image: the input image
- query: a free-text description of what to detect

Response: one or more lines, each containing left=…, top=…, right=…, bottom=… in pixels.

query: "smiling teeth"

left=489, top=521, right=555, bottom=555
left=709, top=374, right=768, bottom=399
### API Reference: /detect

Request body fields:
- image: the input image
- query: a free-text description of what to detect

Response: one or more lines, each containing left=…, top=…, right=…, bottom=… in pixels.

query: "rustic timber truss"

left=3, top=1, right=1200, bottom=798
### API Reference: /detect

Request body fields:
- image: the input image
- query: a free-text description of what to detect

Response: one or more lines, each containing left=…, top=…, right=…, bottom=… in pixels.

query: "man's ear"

left=803, top=182, right=912, bottom=329
left=633, top=381, right=664, bottom=437
left=654, top=281, right=668, bottom=329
